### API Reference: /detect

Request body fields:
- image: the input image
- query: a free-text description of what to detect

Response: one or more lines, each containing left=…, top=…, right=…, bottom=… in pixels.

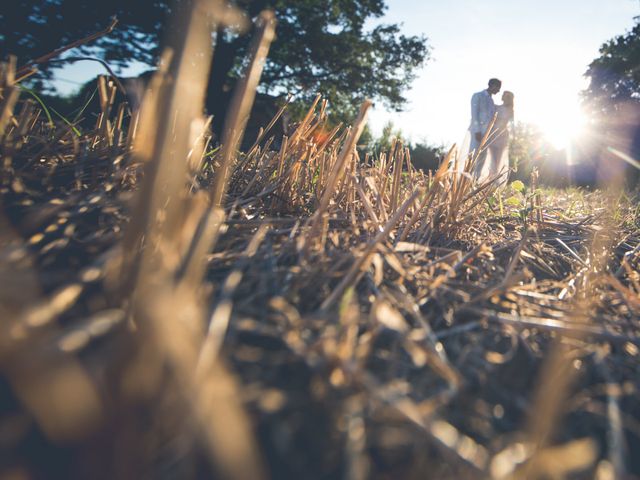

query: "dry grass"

left=1, top=2, right=640, bottom=479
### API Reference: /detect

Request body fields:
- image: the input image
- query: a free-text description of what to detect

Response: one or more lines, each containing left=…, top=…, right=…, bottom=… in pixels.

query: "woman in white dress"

left=453, top=90, right=514, bottom=184
left=481, top=91, right=514, bottom=183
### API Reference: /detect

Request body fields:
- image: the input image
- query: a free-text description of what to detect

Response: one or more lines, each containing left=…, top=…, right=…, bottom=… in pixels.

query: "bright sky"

left=369, top=0, right=639, bottom=149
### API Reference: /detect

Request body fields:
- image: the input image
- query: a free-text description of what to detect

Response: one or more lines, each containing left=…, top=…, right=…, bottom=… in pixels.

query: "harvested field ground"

left=2, top=13, right=640, bottom=480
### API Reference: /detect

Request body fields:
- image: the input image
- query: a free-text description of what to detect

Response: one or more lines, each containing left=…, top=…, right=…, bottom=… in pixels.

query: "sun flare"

left=532, top=101, right=587, bottom=151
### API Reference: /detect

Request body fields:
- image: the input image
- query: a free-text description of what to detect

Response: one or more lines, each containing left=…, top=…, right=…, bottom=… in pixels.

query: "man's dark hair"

left=488, top=78, right=502, bottom=88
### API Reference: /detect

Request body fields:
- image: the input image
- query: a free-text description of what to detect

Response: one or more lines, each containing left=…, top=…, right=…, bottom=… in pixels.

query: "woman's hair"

left=503, top=91, right=515, bottom=121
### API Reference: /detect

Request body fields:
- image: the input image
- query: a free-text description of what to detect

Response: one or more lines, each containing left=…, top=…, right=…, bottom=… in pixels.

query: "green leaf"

left=505, top=196, right=521, bottom=207
left=18, top=86, right=81, bottom=136
left=18, top=86, right=54, bottom=129
left=510, top=180, right=525, bottom=193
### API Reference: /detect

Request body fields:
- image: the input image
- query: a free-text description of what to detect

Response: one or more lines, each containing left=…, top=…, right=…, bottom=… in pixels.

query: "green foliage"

left=409, top=142, right=445, bottom=172
left=581, top=17, right=640, bottom=185
left=18, top=86, right=82, bottom=136
left=504, top=196, right=521, bottom=207
left=509, top=122, right=538, bottom=175
left=0, top=1, right=165, bottom=86
left=260, top=0, right=430, bottom=113
left=368, top=120, right=444, bottom=172
left=510, top=180, right=525, bottom=193
left=583, top=18, right=640, bottom=116
left=0, top=0, right=430, bottom=125
left=371, top=120, right=404, bottom=153
left=33, top=77, right=126, bottom=133
left=498, top=180, right=545, bottom=224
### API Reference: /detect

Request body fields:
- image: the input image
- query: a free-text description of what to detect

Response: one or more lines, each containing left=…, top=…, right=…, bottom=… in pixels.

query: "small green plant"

left=510, top=180, right=525, bottom=193
left=504, top=180, right=537, bottom=224
left=18, top=85, right=82, bottom=136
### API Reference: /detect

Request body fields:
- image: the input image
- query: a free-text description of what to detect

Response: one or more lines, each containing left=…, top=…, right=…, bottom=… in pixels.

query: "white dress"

left=473, top=105, right=512, bottom=183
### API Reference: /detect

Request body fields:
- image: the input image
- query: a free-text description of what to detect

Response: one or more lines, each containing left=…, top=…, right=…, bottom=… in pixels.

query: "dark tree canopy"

left=583, top=17, right=640, bottom=115
left=0, top=0, right=429, bottom=125
left=582, top=17, right=640, bottom=184
left=0, top=1, right=167, bottom=74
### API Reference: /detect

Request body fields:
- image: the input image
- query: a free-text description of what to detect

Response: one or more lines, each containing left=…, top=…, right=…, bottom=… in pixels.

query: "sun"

left=533, top=101, right=587, bottom=151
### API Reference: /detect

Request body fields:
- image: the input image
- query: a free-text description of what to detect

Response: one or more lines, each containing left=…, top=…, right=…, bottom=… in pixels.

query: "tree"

left=368, top=120, right=445, bottom=172
left=370, top=120, right=404, bottom=153
left=582, top=17, right=640, bottom=184
left=0, top=0, right=429, bottom=132
left=408, top=142, right=445, bottom=172
left=0, top=1, right=167, bottom=78
left=583, top=17, right=640, bottom=116
left=508, top=121, right=540, bottom=180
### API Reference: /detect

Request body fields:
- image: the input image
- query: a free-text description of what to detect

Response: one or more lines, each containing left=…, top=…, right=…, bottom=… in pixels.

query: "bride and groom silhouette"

left=460, top=78, right=514, bottom=183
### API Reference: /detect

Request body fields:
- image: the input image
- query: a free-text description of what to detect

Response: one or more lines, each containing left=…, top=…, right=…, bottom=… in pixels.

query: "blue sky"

left=368, top=0, right=639, bottom=147
left=52, top=1, right=638, bottom=148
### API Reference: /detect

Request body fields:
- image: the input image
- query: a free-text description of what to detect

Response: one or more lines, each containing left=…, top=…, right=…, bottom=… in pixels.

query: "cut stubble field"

left=1, top=3, right=640, bottom=480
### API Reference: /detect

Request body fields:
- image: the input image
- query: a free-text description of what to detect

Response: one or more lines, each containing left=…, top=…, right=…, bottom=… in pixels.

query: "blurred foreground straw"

left=119, top=1, right=276, bottom=479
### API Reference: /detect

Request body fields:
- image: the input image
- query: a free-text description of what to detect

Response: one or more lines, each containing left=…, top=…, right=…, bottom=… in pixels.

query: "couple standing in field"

left=461, top=78, right=514, bottom=183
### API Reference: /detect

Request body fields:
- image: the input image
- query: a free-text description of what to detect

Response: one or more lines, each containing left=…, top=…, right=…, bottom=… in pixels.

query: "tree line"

left=0, top=0, right=429, bottom=135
